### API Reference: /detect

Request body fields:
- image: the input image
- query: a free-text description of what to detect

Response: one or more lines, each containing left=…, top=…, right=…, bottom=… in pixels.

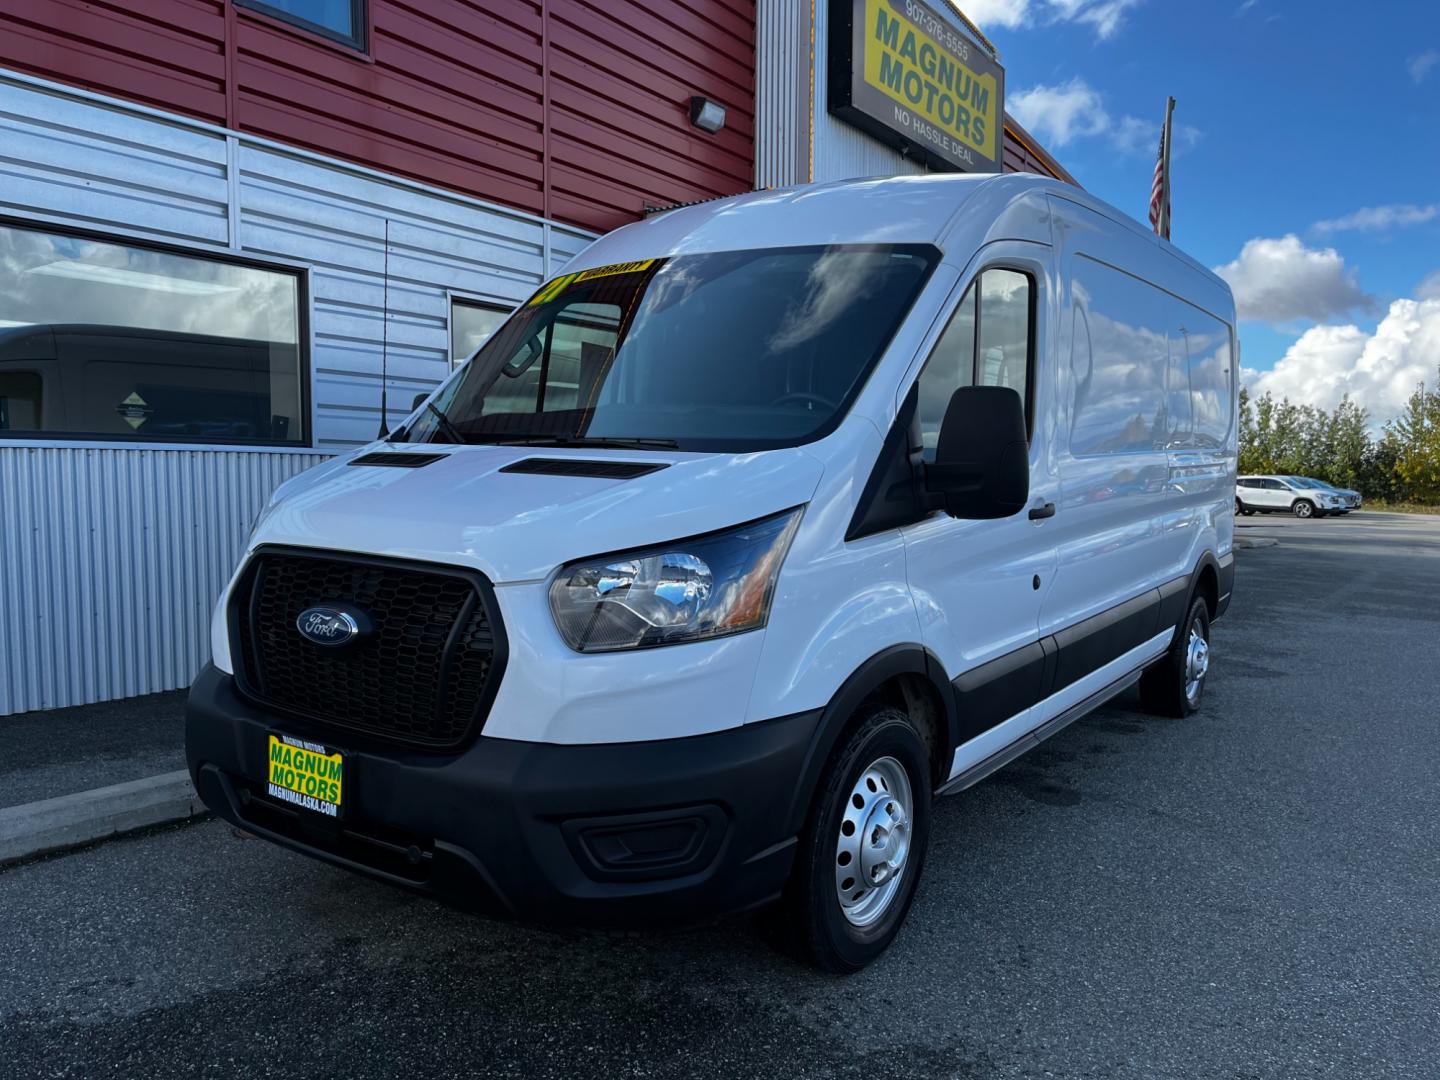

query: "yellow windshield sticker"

left=525, top=260, right=656, bottom=306
left=526, top=274, right=574, bottom=307
left=572, top=259, right=655, bottom=282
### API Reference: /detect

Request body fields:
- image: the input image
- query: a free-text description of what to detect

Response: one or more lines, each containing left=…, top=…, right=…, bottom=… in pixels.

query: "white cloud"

left=1313, top=203, right=1439, bottom=234
left=1409, top=50, right=1439, bottom=84
left=1213, top=235, right=1375, bottom=324
left=1009, top=79, right=1110, bottom=146
left=1009, top=77, right=1195, bottom=155
left=1417, top=270, right=1440, bottom=300
left=1249, top=298, right=1440, bottom=424
left=961, top=0, right=1032, bottom=30
left=963, top=0, right=1143, bottom=39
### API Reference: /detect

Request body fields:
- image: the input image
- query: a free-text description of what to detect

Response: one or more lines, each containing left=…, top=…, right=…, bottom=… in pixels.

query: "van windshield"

left=405, top=244, right=937, bottom=452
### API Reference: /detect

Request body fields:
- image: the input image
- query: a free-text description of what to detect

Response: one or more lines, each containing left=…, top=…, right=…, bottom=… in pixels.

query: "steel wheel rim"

left=835, top=755, right=913, bottom=928
left=1184, top=621, right=1210, bottom=706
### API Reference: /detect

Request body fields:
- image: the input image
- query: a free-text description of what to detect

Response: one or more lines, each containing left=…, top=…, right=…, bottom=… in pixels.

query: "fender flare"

left=781, top=644, right=955, bottom=834
left=1159, top=550, right=1227, bottom=645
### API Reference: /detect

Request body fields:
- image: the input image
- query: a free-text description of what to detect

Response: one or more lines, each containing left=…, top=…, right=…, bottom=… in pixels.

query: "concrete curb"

left=1234, top=537, right=1279, bottom=549
left=0, top=769, right=207, bottom=865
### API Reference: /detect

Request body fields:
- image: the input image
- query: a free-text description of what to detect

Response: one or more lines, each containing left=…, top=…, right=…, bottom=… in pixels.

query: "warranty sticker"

left=526, top=260, right=656, bottom=306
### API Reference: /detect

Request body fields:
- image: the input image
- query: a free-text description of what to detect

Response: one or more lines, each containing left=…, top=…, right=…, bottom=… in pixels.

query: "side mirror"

left=411, top=391, right=430, bottom=412
left=924, top=386, right=1029, bottom=519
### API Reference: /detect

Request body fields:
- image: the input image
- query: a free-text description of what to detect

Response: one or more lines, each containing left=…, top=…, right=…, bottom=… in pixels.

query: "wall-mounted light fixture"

left=689, top=96, right=726, bottom=135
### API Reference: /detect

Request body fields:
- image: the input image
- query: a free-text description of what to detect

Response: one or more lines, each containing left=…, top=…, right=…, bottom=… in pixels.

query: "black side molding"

left=951, top=573, right=1196, bottom=748
left=499, top=458, right=669, bottom=480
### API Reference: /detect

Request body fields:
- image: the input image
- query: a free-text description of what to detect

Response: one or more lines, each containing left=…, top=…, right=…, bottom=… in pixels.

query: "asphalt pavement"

left=3, top=511, right=1439, bottom=1080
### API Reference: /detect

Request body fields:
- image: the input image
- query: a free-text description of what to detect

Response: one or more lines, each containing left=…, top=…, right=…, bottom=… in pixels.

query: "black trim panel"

left=349, top=452, right=447, bottom=468
left=1216, top=552, right=1235, bottom=619
left=1050, top=589, right=1160, bottom=693
left=948, top=573, right=1202, bottom=746
left=952, top=640, right=1049, bottom=743
left=846, top=385, right=925, bottom=541
left=187, top=665, right=818, bottom=927
left=499, top=458, right=668, bottom=480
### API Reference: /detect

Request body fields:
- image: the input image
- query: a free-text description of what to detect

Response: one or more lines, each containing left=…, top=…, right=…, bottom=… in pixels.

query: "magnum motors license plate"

left=266, top=733, right=344, bottom=817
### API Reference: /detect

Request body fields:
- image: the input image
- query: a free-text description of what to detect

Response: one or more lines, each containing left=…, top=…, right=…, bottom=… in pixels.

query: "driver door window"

left=915, top=268, right=1034, bottom=462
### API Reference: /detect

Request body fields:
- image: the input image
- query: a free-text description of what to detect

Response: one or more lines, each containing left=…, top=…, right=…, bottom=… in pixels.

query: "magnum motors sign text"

left=829, top=0, right=1005, bottom=173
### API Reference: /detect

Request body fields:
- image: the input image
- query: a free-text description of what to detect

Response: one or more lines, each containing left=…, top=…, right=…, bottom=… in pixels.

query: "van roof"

left=568, top=173, right=1230, bottom=298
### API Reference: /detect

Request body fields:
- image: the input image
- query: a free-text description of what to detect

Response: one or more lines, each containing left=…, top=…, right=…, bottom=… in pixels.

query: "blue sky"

left=967, top=0, right=1440, bottom=424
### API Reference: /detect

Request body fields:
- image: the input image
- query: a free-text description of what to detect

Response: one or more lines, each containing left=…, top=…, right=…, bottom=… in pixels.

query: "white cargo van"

left=186, top=173, right=1237, bottom=971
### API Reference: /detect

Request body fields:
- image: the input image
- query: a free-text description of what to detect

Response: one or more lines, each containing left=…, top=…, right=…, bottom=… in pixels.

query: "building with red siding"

left=0, top=0, right=1072, bottom=714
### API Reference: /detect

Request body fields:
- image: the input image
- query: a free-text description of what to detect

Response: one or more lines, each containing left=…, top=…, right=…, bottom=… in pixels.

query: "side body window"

left=915, top=268, right=1034, bottom=461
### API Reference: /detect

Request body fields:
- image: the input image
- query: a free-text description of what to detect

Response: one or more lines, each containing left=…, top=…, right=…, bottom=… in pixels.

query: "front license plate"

left=266, top=733, right=344, bottom=817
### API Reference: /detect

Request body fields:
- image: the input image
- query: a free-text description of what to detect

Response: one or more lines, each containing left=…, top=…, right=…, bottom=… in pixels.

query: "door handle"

left=1028, top=502, right=1056, bottom=521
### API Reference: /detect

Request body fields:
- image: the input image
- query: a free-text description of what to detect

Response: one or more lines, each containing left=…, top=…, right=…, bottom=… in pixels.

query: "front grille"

left=233, top=549, right=504, bottom=750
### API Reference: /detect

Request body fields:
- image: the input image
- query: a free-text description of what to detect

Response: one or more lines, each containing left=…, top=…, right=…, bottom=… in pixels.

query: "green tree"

left=1389, top=375, right=1440, bottom=503
left=1325, top=396, right=1370, bottom=489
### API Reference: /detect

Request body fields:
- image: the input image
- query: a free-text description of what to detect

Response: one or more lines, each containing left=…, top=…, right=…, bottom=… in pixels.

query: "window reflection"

left=0, top=224, right=304, bottom=443
left=1068, top=257, right=1232, bottom=456
left=450, top=299, right=510, bottom=367
left=915, top=268, right=1033, bottom=460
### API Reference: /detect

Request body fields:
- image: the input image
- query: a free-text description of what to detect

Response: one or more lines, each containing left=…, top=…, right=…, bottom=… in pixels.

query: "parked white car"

left=187, top=173, right=1237, bottom=972
left=1292, top=476, right=1362, bottom=511
left=1236, top=475, right=1347, bottom=517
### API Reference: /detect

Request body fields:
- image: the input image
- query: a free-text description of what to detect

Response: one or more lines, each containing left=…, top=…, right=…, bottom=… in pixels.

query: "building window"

left=235, top=0, right=366, bottom=51
left=0, top=223, right=306, bottom=445
left=451, top=299, right=511, bottom=367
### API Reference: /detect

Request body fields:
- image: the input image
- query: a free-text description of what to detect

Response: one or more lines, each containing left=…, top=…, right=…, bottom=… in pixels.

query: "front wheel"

left=1293, top=500, right=1315, bottom=518
left=1139, top=596, right=1212, bottom=718
left=777, top=704, right=931, bottom=973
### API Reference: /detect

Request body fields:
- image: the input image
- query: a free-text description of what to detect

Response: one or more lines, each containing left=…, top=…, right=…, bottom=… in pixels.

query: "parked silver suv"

left=1236, top=475, right=1348, bottom=518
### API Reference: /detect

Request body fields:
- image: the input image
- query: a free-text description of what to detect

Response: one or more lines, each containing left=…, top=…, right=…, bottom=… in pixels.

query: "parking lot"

left=2, top=511, right=1438, bottom=1080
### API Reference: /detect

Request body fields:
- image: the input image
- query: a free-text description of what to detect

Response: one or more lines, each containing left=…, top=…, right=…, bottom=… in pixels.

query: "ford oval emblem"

left=296, top=606, right=363, bottom=647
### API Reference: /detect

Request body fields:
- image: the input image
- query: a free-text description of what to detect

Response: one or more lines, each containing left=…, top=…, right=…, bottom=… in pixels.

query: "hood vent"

left=499, top=458, right=669, bottom=480
left=349, top=452, right=448, bottom=468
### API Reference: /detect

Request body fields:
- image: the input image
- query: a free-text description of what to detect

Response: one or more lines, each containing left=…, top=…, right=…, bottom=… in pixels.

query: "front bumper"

left=185, top=665, right=820, bottom=926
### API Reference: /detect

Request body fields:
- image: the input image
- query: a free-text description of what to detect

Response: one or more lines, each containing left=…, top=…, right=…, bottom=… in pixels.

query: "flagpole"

left=1160, top=96, right=1175, bottom=241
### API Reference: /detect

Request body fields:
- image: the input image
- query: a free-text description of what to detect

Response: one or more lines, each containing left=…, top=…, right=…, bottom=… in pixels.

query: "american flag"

left=1148, top=97, right=1174, bottom=240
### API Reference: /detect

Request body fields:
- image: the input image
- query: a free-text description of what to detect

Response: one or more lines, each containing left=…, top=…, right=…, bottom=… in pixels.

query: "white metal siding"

left=755, top=0, right=811, bottom=188
left=0, top=447, right=327, bottom=714
left=0, top=71, right=594, bottom=715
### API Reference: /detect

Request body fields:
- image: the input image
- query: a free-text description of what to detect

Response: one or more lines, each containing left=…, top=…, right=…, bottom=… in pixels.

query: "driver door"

left=898, top=251, right=1059, bottom=775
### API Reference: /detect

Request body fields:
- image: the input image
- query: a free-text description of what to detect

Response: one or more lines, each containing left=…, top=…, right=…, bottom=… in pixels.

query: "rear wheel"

left=776, top=704, right=931, bottom=973
left=1293, top=500, right=1315, bottom=518
left=1139, top=596, right=1211, bottom=718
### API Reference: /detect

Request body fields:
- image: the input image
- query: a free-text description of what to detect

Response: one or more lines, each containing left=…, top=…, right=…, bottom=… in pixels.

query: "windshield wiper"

left=424, top=401, right=467, bottom=445
left=488, top=434, right=680, bottom=450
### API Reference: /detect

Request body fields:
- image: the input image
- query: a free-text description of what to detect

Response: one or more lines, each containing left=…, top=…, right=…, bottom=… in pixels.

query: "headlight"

left=548, top=508, right=803, bottom=652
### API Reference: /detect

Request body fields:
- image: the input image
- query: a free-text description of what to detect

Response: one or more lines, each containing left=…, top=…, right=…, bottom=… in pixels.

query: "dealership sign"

left=829, top=0, right=1005, bottom=173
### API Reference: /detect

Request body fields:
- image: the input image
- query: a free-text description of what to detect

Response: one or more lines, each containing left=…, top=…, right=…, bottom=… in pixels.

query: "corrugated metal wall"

left=0, top=0, right=757, bottom=234
left=754, top=0, right=810, bottom=189
left=0, top=447, right=326, bottom=713
left=0, top=72, right=594, bottom=715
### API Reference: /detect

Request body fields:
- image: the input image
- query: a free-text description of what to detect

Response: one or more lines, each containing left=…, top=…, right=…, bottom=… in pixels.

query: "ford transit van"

left=186, top=173, right=1237, bottom=972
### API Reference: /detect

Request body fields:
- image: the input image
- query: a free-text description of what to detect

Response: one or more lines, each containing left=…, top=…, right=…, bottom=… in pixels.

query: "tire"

left=1292, top=500, right=1315, bottom=518
left=1139, top=595, right=1212, bottom=718
left=776, top=704, right=931, bottom=973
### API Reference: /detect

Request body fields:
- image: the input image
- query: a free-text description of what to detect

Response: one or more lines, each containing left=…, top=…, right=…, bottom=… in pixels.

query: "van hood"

left=251, top=444, right=826, bottom=583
